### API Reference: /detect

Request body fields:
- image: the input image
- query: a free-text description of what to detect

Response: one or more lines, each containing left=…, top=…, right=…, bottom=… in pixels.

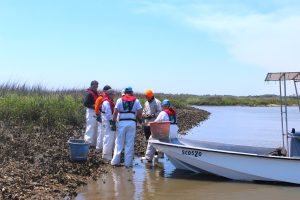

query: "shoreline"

left=0, top=107, right=209, bottom=199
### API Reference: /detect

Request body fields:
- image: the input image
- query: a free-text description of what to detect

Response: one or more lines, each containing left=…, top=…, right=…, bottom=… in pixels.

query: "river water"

left=76, top=106, right=300, bottom=200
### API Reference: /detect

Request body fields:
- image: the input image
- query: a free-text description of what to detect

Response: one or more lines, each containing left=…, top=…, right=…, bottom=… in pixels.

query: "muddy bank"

left=0, top=107, right=209, bottom=200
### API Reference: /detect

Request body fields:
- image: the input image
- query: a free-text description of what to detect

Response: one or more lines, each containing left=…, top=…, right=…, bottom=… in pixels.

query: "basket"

left=149, top=121, right=170, bottom=140
left=68, top=139, right=90, bottom=161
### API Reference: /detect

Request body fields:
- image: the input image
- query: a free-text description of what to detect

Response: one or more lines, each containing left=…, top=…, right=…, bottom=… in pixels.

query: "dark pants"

left=143, top=125, right=151, bottom=140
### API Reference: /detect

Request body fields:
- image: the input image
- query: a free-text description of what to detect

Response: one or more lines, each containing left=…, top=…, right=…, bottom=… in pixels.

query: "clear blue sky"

left=0, top=0, right=299, bottom=96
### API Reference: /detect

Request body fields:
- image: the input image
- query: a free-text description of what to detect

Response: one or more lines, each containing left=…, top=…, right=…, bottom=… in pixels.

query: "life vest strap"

left=119, top=118, right=137, bottom=122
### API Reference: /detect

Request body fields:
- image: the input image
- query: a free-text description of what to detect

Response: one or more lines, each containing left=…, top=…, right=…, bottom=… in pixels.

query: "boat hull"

left=151, top=138, right=300, bottom=184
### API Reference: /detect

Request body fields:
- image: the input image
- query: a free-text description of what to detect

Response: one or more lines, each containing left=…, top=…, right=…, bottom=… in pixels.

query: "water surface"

left=76, top=106, right=300, bottom=200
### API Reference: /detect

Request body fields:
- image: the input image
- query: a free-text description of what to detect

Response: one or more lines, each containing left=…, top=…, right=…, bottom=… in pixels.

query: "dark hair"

left=90, top=80, right=99, bottom=86
left=103, top=85, right=112, bottom=91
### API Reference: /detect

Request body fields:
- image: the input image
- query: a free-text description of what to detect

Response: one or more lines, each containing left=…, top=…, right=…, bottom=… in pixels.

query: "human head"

left=162, top=99, right=170, bottom=107
left=103, top=85, right=111, bottom=92
left=90, top=80, right=98, bottom=91
left=125, top=86, right=133, bottom=95
left=144, top=89, right=154, bottom=101
left=105, top=89, right=115, bottom=99
left=121, top=89, right=125, bottom=96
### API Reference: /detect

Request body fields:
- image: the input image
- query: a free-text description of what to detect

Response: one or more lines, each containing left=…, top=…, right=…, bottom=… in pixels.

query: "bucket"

left=68, top=139, right=90, bottom=161
left=149, top=121, right=170, bottom=140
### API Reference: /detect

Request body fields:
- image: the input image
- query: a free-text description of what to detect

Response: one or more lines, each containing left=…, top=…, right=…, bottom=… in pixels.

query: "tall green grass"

left=0, top=83, right=85, bottom=129
left=0, top=83, right=298, bottom=129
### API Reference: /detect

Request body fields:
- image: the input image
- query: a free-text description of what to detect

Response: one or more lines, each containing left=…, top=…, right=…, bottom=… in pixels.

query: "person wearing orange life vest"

left=143, top=99, right=178, bottom=162
left=94, top=85, right=112, bottom=152
left=83, top=80, right=101, bottom=146
left=100, top=89, right=116, bottom=161
left=111, top=86, right=143, bottom=167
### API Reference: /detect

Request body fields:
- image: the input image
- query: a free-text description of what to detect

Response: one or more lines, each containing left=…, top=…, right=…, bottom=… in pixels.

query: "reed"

left=0, top=83, right=298, bottom=129
left=0, top=83, right=85, bottom=129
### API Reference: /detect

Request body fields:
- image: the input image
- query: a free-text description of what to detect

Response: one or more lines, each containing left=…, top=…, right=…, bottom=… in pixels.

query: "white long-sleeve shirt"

left=154, top=111, right=169, bottom=122
left=101, top=100, right=113, bottom=121
left=143, top=98, right=162, bottom=125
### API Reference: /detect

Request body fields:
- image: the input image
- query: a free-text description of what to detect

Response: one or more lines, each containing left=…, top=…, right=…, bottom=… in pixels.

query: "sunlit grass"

left=0, top=83, right=85, bottom=129
left=0, top=83, right=298, bottom=129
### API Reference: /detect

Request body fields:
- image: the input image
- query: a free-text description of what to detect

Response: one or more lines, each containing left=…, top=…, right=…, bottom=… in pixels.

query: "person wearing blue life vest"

left=111, top=87, right=143, bottom=167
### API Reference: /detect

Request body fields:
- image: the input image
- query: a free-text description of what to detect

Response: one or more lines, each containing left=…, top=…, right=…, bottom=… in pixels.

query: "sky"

left=0, top=0, right=299, bottom=96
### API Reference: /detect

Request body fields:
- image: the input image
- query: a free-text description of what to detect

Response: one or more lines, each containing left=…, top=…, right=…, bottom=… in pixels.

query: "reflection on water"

left=76, top=157, right=300, bottom=200
left=77, top=106, right=300, bottom=200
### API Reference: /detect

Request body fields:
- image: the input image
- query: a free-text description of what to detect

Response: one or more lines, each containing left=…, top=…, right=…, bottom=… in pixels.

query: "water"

left=187, top=106, right=300, bottom=147
left=76, top=106, right=300, bottom=200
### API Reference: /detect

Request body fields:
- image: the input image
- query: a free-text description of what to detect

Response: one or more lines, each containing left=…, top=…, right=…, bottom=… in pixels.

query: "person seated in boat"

left=142, top=99, right=179, bottom=162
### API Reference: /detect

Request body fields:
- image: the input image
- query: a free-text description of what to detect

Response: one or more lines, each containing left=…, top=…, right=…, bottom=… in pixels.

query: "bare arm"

left=112, top=108, right=119, bottom=122
left=136, top=108, right=143, bottom=122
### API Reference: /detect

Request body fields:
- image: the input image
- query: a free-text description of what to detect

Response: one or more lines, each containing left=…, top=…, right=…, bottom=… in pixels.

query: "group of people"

left=83, top=80, right=179, bottom=167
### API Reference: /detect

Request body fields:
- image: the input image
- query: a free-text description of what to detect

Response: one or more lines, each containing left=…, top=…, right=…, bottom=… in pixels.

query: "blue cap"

left=162, top=99, right=170, bottom=106
left=125, top=86, right=133, bottom=93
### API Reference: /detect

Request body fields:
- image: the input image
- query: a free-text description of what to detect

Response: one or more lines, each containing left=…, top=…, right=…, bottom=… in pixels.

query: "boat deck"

left=169, top=138, right=276, bottom=155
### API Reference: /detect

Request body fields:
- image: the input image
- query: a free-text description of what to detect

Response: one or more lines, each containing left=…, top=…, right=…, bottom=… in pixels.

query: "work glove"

left=109, top=120, right=116, bottom=131
left=137, top=118, right=143, bottom=124
left=144, top=114, right=155, bottom=119
left=96, top=114, right=102, bottom=123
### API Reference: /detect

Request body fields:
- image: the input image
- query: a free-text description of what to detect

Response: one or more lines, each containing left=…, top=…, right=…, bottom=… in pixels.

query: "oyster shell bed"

left=0, top=107, right=209, bottom=199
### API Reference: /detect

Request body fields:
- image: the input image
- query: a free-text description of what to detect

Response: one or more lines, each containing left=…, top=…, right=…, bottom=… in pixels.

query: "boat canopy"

left=264, top=72, right=300, bottom=156
left=265, top=72, right=300, bottom=81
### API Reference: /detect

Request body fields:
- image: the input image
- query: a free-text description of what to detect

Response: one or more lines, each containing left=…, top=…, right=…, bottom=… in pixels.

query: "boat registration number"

left=182, top=150, right=202, bottom=157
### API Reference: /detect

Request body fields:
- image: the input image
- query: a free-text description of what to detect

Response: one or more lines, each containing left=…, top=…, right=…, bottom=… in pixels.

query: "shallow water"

left=76, top=106, right=300, bottom=200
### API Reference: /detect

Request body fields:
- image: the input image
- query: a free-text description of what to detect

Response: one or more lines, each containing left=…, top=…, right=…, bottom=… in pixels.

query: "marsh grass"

left=0, top=83, right=298, bottom=129
left=184, top=95, right=298, bottom=106
left=0, top=83, right=85, bottom=129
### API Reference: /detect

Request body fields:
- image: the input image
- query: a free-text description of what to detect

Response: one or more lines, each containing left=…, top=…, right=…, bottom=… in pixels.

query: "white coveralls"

left=101, top=100, right=116, bottom=160
left=96, top=121, right=103, bottom=151
left=145, top=110, right=179, bottom=160
left=84, top=108, right=98, bottom=146
left=111, top=98, right=142, bottom=167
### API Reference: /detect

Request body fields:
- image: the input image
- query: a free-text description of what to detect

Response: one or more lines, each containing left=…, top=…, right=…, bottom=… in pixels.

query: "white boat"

left=150, top=72, right=300, bottom=184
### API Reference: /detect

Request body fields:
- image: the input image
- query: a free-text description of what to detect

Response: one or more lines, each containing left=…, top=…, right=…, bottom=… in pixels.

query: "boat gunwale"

left=150, top=139, right=300, bottom=161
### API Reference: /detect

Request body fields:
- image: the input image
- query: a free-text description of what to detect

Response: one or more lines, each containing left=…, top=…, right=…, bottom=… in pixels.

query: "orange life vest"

left=94, top=93, right=104, bottom=115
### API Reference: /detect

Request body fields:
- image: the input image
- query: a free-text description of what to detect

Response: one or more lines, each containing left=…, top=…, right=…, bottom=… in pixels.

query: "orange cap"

left=144, top=89, right=154, bottom=97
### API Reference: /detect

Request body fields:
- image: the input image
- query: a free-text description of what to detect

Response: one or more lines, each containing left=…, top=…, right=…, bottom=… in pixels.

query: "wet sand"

left=0, top=107, right=209, bottom=199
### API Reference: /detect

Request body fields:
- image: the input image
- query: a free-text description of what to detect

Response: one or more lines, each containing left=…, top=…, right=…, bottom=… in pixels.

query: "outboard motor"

left=290, top=128, right=300, bottom=157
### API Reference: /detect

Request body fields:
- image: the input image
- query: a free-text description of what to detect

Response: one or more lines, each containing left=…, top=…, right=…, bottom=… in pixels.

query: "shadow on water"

left=162, top=168, right=228, bottom=182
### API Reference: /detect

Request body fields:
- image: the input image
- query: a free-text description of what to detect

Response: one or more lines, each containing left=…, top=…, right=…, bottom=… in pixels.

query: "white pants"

left=145, top=124, right=179, bottom=160
left=169, top=125, right=179, bottom=139
left=102, top=119, right=116, bottom=160
left=111, top=121, right=136, bottom=167
left=84, top=108, right=98, bottom=146
left=145, top=135, right=156, bottom=160
left=96, top=122, right=103, bottom=150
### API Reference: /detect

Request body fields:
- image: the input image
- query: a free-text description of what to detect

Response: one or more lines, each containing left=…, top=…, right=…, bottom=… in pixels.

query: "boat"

left=150, top=72, right=300, bottom=184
